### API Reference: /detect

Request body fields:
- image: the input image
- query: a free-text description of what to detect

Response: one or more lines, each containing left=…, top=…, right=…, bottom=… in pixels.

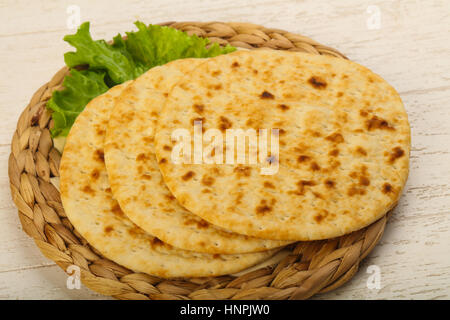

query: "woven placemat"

left=8, top=21, right=388, bottom=300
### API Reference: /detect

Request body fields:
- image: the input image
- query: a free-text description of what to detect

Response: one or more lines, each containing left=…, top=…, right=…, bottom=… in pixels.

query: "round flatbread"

left=59, top=81, right=278, bottom=278
left=154, top=50, right=410, bottom=241
left=104, top=59, right=289, bottom=254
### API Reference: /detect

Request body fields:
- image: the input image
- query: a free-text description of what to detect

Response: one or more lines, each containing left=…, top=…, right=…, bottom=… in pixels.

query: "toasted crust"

left=154, top=50, right=410, bottom=241
left=60, top=82, right=278, bottom=278
left=104, top=59, right=290, bottom=254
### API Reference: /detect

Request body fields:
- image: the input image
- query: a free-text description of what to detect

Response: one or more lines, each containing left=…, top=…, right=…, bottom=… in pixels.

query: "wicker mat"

left=8, top=21, right=388, bottom=300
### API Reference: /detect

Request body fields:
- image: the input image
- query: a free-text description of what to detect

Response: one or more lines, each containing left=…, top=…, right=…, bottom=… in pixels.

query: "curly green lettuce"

left=48, top=21, right=236, bottom=137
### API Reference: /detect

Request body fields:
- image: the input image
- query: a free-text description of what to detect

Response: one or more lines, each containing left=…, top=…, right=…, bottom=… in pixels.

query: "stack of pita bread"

left=59, top=50, right=410, bottom=278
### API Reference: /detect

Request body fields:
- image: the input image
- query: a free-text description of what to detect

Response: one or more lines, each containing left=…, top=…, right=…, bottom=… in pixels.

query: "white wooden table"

left=1, top=0, right=449, bottom=300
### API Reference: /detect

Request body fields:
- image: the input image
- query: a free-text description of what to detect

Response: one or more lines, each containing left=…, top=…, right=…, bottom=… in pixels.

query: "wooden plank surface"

left=0, top=0, right=449, bottom=299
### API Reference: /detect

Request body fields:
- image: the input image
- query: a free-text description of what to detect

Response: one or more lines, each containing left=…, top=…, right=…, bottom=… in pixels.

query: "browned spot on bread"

left=111, top=203, right=125, bottom=218
left=297, top=155, right=310, bottom=163
left=163, top=92, right=168, bottom=97
left=182, top=171, right=195, bottom=181
left=382, top=183, right=393, bottom=194
left=308, top=76, right=327, bottom=89
left=347, top=187, right=366, bottom=196
left=128, top=226, right=145, bottom=237
left=94, top=149, right=104, bottom=162
left=141, top=174, right=152, bottom=180
left=201, top=175, right=215, bottom=186
left=279, top=129, right=286, bottom=135
left=234, top=165, right=252, bottom=177
left=202, top=188, right=211, bottom=193
left=193, top=104, right=204, bottom=113
left=81, top=185, right=95, bottom=196
left=312, top=192, right=323, bottom=199
left=366, top=115, right=395, bottom=131
left=136, top=153, right=150, bottom=161
left=314, top=210, right=329, bottom=223
left=159, top=158, right=167, bottom=164
left=253, top=69, right=258, bottom=74
left=356, top=147, right=367, bottom=156
left=325, top=179, right=335, bottom=188
left=165, top=194, right=176, bottom=201
left=348, top=165, right=370, bottom=195
left=142, top=136, right=153, bottom=144
left=91, top=169, right=100, bottom=180
left=163, top=145, right=172, bottom=151
left=96, top=127, right=105, bottom=136
left=325, top=132, right=344, bottom=144
left=347, top=165, right=370, bottom=196
left=150, top=237, right=164, bottom=249
left=197, top=219, right=209, bottom=229
left=218, top=116, right=232, bottom=132
left=213, top=84, right=222, bottom=90
left=359, top=176, right=370, bottom=186
left=314, top=214, right=324, bottom=223
left=260, top=91, right=275, bottom=99
left=256, top=205, right=271, bottom=215
left=329, top=149, right=339, bottom=157
left=104, top=226, right=114, bottom=234
left=310, top=162, right=321, bottom=171
left=328, top=159, right=341, bottom=170
left=105, top=187, right=112, bottom=193
left=123, top=111, right=135, bottom=121
left=231, top=61, right=240, bottom=68
left=336, top=92, right=343, bottom=97
left=255, top=200, right=273, bottom=216
left=294, top=180, right=316, bottom=196
left=213, top=254, right=221, bottom=259
left=212, top=167, right=223, bottom=176
left=184, top=218, right=210, bottom=229
left=264, top=181, right=275, bottom=189
left=310, top=130, right=322, bottom=137
left=179, top=83, right=189, bottom=90
left=278, top=104, right=290, bottom=111
left=388, top=147, right=405, bottom=163
left=360, top=110, right=369, bottom=117
left=212, top=70, right=221, bottom=76
left=235, top=192, right=244, bottom=205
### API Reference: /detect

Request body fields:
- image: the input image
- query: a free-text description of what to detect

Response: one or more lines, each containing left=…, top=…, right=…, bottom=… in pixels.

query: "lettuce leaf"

left=47, top=21, right=236, bottom=137
left=47, top=69, right=108, bottom=137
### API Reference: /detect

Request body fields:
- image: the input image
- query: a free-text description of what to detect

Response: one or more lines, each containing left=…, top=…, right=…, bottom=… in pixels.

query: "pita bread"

left=154, top=50, right=410, bottom=241
left=59, top=82, right=278, bottom=278
left=104, top=59, right=289, bottom=254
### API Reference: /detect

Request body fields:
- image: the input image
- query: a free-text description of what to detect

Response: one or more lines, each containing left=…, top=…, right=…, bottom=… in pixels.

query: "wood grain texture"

left=1, top=0, right=449, bottom=299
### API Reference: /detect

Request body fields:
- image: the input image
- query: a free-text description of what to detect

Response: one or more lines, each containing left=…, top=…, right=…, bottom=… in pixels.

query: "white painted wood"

left=0, top=0, right=449, bottom=299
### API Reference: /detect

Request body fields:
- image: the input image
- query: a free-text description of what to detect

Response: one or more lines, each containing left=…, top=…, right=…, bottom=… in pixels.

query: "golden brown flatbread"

left=104, top=59, right=289, bottom=254
left=60, top=81, right=278, bottom=278
left=154, top=50, right=410, bottom=241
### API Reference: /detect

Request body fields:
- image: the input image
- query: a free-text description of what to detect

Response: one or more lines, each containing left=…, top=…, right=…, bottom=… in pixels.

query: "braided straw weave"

left=8, top=22, right=388, bottom=300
